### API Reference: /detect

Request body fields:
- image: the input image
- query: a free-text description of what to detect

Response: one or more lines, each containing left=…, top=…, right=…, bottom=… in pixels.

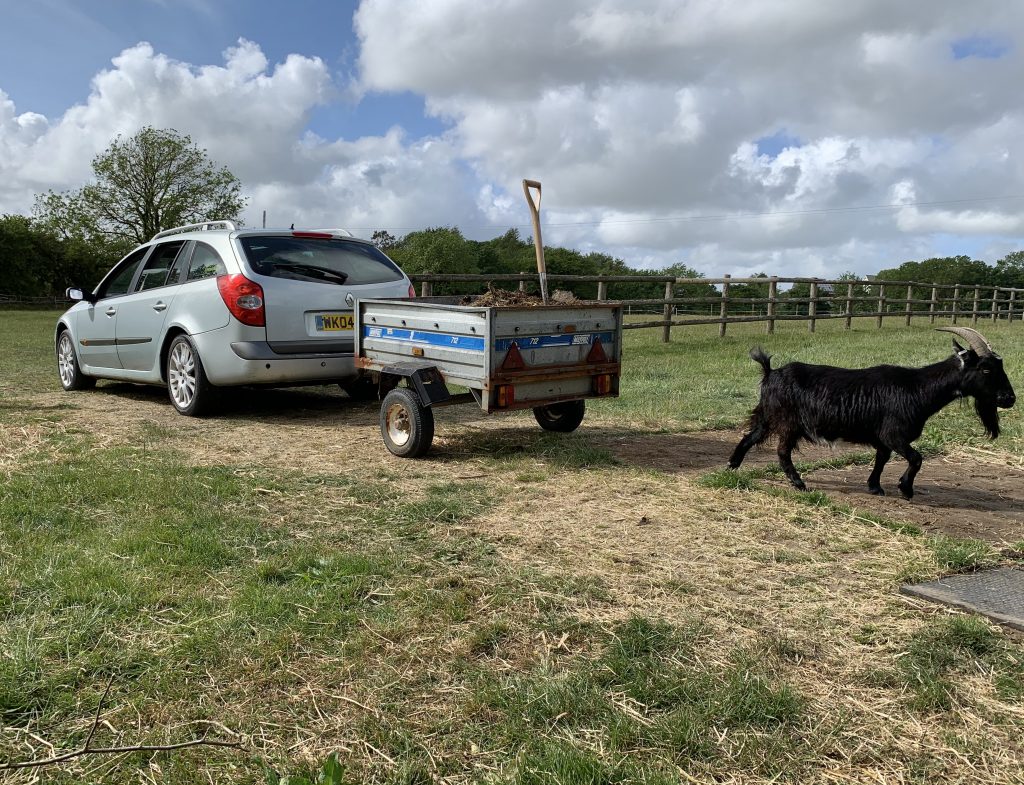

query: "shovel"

left=522, top=179, right=548, bottom=303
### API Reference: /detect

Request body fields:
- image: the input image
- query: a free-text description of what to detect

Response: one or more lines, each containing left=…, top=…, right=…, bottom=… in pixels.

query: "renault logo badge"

left=345, top=292, right=355, bottom=307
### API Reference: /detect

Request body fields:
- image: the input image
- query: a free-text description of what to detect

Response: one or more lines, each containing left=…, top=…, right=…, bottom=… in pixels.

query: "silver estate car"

left=55, top=221, right=415, bottom=415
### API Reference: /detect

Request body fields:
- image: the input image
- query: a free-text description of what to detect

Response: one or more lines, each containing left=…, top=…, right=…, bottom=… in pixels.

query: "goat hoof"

left=898, top=484, right=914, bottom=500
left=793, top=481, right=807, bottom=491
left=868, top=486, right=885, bottom=496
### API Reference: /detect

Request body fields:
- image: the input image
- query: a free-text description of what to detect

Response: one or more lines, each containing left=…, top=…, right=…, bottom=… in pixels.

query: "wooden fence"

left=410, top=274, right=1024, bottom=342
left=5, top=276, right=1021, bottom=344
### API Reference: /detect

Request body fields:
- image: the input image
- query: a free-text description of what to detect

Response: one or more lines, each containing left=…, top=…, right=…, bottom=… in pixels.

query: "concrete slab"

left=900, top=567, right=1024, bottom=630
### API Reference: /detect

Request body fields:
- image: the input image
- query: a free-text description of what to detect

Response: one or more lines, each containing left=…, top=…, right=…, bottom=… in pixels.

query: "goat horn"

left=935, top=326, right=994, bottom=356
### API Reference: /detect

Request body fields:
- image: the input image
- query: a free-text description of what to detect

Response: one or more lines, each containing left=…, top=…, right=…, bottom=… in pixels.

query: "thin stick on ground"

left=0, top=677, right=243, bottom=772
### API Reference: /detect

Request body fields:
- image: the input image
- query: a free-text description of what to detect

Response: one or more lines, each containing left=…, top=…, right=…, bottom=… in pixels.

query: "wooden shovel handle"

left=522, top=179, right=542, bottom=217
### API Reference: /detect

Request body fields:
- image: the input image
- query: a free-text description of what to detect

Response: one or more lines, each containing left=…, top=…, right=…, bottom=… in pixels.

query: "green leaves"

left=34, top=126, right=246, bottom=248
left=267, top=753, right=350, bottom=785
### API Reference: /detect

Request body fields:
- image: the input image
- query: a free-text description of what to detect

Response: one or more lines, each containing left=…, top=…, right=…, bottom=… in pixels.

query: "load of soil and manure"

left=460, top=286, right=582, bottom=307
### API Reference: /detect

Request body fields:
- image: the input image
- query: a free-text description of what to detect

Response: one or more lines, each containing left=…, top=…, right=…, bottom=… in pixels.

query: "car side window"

left=164, top=241, right=193, bottom=285
left=187, top=242, right=227, bottom=281
left=97, top=248, right=149, bottom=300
left=134, top=241, right=187, bottom=292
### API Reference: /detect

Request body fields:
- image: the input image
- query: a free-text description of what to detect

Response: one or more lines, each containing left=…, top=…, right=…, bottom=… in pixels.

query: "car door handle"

left=152, top=302, right=167, bottom=312
left=105, top=307, right=117, bottom=317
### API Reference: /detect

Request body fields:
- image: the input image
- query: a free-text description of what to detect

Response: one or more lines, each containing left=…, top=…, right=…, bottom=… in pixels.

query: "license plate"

left=314, top=313, right=354, bottom=332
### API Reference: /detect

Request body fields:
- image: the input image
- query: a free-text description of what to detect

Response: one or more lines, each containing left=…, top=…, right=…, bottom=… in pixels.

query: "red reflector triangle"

left=586, top=337, right=608, bottom=364
left=501, top=341, right=526, bottom=370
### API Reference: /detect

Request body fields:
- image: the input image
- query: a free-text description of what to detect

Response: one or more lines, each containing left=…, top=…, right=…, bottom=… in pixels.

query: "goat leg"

left=777, top=433, right=806, bottom=491
left=867, top=446, right=892, bottom=496
left=728, top=419, right=768, bottom=469
left=893, top=443, right=923, bottom=500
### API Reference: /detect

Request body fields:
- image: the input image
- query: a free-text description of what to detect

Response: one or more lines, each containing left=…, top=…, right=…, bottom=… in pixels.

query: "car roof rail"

left=151, top=220, right=238, bottom=241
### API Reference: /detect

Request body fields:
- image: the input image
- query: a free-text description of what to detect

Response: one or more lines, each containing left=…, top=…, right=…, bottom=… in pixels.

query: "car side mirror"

left=66, top=287, right=96, bottom=304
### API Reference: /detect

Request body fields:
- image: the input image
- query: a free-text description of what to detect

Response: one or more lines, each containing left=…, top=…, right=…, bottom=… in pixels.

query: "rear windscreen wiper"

left=267, top=262, right=349, bottom=284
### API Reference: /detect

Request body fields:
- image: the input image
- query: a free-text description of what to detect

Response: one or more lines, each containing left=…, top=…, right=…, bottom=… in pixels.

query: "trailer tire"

left=533, top=400, right=586, bottom=432
left=380, top=388, right=434, bottom=458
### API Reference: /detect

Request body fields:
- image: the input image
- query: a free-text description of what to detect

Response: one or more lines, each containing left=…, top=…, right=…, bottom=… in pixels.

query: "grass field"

left=1, top=309, right=1023, bottom=784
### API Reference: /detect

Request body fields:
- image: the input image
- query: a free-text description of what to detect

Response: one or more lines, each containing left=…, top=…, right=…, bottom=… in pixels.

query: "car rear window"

left=239, top=236, right=405, bottom=286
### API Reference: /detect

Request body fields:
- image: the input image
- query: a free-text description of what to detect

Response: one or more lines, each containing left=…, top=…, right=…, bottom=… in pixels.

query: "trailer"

left=354, top=297, right=623, bottom=457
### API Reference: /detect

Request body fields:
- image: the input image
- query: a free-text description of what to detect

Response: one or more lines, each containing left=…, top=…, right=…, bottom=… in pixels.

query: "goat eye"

left=982, top=369, right=991, bottom=374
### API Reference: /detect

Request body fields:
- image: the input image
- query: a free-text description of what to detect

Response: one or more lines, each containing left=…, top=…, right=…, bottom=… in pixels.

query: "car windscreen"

left=239, top=236, right=405, bottom=286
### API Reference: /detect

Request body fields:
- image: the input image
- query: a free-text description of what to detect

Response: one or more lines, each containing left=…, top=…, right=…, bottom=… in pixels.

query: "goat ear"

left=952, top=338, right=965, bottom=353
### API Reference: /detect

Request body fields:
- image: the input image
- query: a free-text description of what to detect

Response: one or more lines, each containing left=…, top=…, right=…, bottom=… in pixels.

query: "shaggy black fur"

left=728, top=341, right=1015, bottom=499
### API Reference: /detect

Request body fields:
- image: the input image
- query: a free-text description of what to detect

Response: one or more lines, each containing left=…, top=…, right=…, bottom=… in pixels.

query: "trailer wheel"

left=380, top=388, right=435, bottom=457
left=533, top=400, right=586, bottom=432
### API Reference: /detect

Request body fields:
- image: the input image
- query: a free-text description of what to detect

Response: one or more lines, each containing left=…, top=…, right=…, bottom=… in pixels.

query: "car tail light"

left=217, top=274, right=265, bottom=326
left=594, top=374, right=613, bottom=395
left=292, top=231, right=333, bottom=239
left=408, top=283, right=416, bottom=298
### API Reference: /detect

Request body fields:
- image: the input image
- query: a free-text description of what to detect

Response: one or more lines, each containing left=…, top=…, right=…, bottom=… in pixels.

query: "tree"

left=371, top=229, right=398, bottom=251
left=993, top=250, right=1024, bottom=289
left=35, top=127, right=246, bottom=247
left=387, top=227, right=480, bottom=294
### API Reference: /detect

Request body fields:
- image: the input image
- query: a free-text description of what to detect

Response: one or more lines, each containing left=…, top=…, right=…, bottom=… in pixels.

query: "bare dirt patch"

left=22, top=383, right=1024, bottom=546
left=802, top=452, right=1024, bottom=545
left=599, top=429, right=1024, bottom=546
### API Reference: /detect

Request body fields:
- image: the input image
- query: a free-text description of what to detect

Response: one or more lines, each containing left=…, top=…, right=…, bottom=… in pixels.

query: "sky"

left=1, top=0, right=1023, bottom=278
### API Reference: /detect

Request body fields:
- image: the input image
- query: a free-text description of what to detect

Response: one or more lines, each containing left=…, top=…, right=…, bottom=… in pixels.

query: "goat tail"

left=750, top=346, right=772, bottom=378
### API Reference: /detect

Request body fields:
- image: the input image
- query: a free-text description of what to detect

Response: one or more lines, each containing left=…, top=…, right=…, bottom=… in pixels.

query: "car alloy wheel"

left=57, top=332, right=76, bottom=388
left=168, top=340, right=197, bottom=410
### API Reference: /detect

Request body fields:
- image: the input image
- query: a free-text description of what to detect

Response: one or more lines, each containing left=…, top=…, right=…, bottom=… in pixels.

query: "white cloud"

left=1, top=2, right=1023, bottom=279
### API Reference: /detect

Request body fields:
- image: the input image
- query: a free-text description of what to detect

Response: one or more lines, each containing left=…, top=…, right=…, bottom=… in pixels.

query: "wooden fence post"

left=597, top=280, right=607, bottom=301
left=971, top=286, right=980, bottom=325
left=876, top=283, right=886, bottom=329
left=719, top=274, right=731, bottom=338
left=904, top=284, right=914, bottom=326
left=1008, top=289, right=1017, bottom=323
left=808, top=279, right=818, bottom=333
left=991, top=288, right=1000, bottom=322
left=662, top=280, right=675, bottom=342
left=421, top=280, right=433, bottom=297
left=766, top=277, right=778, bottom=334
left=929, top=285, right=938, bottom=324
left=845, top=282, right=854, bottom=330
left=951, top=284, right=961, bottom=325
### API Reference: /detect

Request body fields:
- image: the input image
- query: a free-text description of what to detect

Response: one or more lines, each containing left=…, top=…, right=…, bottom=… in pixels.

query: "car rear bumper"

left=191, top=330, right=357, bottom=385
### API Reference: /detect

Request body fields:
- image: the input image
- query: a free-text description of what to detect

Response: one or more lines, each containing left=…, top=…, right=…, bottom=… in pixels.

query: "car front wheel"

left=166, top=334, right=217, bottom=416
left=56, top=330, right=96, bottom=391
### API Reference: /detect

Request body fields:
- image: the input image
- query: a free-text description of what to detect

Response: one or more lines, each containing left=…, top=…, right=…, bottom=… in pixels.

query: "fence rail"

left=4, top=275, right=1022, bottom=343
left=408, top=274, right=1024, bottom=342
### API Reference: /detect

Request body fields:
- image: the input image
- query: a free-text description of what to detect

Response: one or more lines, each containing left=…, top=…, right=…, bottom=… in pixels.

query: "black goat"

left=728, top=327, right=1016, bottom=498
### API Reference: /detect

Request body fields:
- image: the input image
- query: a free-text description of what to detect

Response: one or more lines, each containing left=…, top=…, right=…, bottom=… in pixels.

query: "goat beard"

left=975, top=397, right=1001, bottom=439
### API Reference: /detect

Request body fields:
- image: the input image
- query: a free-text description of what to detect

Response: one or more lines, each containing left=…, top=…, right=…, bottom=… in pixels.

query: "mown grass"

left=2, top=308, right=1024, bottom=783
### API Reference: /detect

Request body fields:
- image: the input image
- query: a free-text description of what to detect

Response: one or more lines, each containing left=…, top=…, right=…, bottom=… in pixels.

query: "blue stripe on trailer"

left=494, top=332, right=616, bottom=351
left=362, top=326, right=486, bottom=352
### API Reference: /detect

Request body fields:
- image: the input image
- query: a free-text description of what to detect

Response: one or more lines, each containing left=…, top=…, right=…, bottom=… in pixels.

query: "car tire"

left=166, top=334, right=217, bottom=416
left=533, top=400, right=586, bottom=432
left=56, top=329, right=96, bottom=391
left=380, top=387, right=434, bottom=458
